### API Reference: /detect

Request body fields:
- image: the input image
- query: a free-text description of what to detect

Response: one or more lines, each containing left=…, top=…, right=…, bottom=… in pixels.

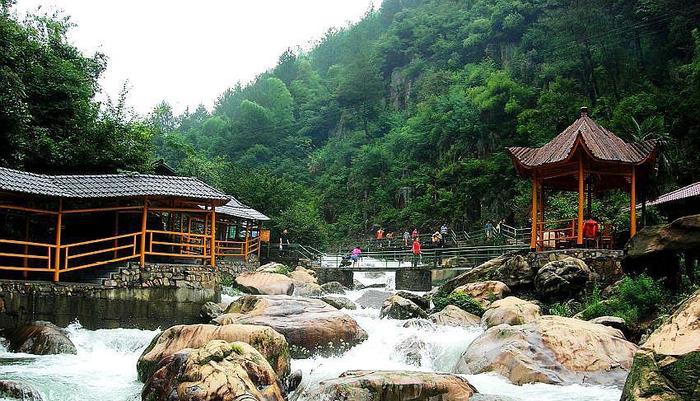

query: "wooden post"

left=23, top=216, right=29, bottom=278
left=113, top=212, right=120, bottom=259
left=140, top=199, right=148, bottom=267
left=244, top=221, right=250, bottom=260
left=530, top=177, right=538, bottom=250
left=53, top=199, right=63, bottom=282
left=577, top=157, right=584, bottom=246
left=210, top=207, right=216, bottom=267
left=257, top=223, right=262, bottom=258
left=630, top=166, right=637, bottom=238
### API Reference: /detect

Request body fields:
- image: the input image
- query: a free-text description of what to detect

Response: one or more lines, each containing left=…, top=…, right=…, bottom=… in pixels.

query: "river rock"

left=402, top=319, right=436, bottom=331
left=481, top=296, right=541, bottom=328
left=452, top=281, right=510, bottom=307
left=321, top=295, right=357, bottom=310
left=1, top=321, right=76, bottom=355
left=215, top=295, right=367, bottom=357
left=621, top=288, right=700, bottom=401
left=297, top=370, right=478, bottom=401
left=429, top=305, right=481, bottom=328
left=235, top=271, right=295, bottom=295
left=626, top=214, right=700, bottom=257
left=289, top=266, right=317, bottom=284
left=292, top=281, right=323, bottom=297
left=0, top=380, right=44, bottom=401
left=136, top=323, right=289, bottom=382
left=589, top=316, right=629, bottom=337
left=438, top=254, right=534, bottom=296
left=257, top=262, right=287, bottom=273
left=199, top=301, right=223, bottom=322
left=355, top=289, right=392, bottom=309
left=141, top=340, right=285, bottom=401
left=396, top=291, right=430, bottom=310
left=320, top=281, right=348, bottom=294
left=395, top=335, right=428, bottom=366
left=380, top=295, right=428, bottom=320
left=455, top=316, right=637, bottom=387
left=534, top=257, right=592, bottom=300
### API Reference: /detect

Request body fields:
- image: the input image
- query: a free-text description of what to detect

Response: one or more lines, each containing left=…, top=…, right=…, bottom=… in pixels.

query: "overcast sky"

left=16, top=0, right=375, bottom=115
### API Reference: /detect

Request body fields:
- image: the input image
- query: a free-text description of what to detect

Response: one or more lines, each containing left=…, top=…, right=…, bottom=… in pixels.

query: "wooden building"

left=508, top=107, right=659, bottom=250
left=0, top=167, right=268, bottom=281
left=644, top=181, right=700, bottom=221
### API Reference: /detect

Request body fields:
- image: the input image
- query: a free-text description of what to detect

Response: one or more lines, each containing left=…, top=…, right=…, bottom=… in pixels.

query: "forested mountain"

left=3, top=0, right=700, bottom=245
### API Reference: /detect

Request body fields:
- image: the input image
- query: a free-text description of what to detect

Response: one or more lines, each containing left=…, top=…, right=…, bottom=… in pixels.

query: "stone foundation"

left=395, top=269, right=432, bottom=291
left=0, top=262, right=256, bottom=330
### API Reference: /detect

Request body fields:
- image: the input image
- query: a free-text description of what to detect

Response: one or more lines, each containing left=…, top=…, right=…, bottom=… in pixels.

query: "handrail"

left=0, top=238, right=55, bottom=272
left=61, top=232, right=140, bottom=273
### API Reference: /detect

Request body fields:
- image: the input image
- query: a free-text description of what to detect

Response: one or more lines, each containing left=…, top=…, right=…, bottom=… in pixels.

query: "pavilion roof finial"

left=580, top=106, right=589, bottom=117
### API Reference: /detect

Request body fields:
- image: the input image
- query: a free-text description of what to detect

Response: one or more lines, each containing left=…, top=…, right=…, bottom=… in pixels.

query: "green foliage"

left=274, top=265, right=292, bottom=276
left=581, top=276, right=666, bottom=324
left=548, top=303, right=575, bottom=317
left=432, top=291, right=485, bottom=316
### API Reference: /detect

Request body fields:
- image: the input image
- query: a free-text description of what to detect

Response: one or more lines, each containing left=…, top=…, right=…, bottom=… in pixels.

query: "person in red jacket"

left=411, top=237, right=422, bottom=267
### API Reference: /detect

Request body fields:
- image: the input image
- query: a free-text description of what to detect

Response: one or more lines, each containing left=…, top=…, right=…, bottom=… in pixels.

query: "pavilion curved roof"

left=508, top=109, right=657, bottom=170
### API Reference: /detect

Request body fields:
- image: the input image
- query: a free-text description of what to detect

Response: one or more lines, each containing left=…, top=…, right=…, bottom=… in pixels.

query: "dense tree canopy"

left=3, top=0, right=700, bottom=245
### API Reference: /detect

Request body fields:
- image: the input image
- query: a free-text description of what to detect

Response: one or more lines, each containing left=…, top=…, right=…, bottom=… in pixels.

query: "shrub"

left=580, top=275, right=664, bottom=324
left=274, top=265, right=292, bottom=276
left=433, top=291, right=485, bottom=316
left=548, top=302, right=574, bottom=317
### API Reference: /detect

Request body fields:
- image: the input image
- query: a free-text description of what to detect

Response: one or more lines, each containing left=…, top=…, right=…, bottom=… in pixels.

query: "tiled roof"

left=215, top=199, right=270, bottom=221
left=508, top=109, right=657, bottom=168
left=0, top=167, right=229, bottom=202
left=647, top=182, right=700, bottom=206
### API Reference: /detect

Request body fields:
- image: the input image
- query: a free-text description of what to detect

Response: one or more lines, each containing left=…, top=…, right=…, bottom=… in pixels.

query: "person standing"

left=485, top=221, right=494, bottom=241
left=412, top=228, right=419, bottom=240
left=351, top=246, right=362, bottom=267
left=386, top=231, right=394, bottom=247
left=279, top=229, right=290, bottom=256
left=411, top=237, right=422, bottom=267
left=403, top=230, right=411, bottom=247
left=440, top=223, right=448, bottom=237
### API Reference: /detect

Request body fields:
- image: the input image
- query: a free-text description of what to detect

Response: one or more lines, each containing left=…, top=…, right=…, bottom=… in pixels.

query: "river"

left=0, top=272, right=622, bottom=401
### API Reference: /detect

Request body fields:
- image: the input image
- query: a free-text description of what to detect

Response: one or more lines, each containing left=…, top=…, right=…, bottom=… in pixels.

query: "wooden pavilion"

left=0, top=167, right=268, bottom=281
left=508, top=107, right=659, bottom=250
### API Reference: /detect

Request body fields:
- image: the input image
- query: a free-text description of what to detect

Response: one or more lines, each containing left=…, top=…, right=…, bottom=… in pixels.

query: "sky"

left=15, top=0, right=375, bottom=115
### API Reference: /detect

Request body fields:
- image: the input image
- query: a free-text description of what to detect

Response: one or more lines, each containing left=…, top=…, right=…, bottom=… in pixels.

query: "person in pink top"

left=351, top=246, right=362, bottom=267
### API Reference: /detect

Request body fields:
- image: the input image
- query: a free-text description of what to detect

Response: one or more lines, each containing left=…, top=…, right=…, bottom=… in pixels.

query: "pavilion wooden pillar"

left=23, top=216, right=29, bottom=278
left=577, top=157, right=585, bottom=246
left=209, top=206, right=216, bottom=267
left=140, top=199, right=148, bottom=267
left=53, top=199, right=63, bottom=282
left=530, top=177, right=538, bottom=250
left=630, top=167, right=637, bottom=238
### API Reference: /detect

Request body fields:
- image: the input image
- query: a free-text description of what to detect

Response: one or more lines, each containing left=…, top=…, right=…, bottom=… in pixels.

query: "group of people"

left=484, top=219, right=506, bottom=240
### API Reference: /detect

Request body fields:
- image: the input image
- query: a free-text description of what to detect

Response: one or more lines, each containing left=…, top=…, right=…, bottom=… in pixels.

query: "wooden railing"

left=60, top=232, right=141, bottom=273
left=535, top=219, right=614, bottom=250
left=215, top=236, right=261, bottom=260
left=146, top=229, right=210, bottom=259
left=0, top=238, right=55, bottom=272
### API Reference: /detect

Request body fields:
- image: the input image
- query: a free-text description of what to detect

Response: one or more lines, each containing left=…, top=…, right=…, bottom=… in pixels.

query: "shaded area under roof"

left=647, top=182, right=700, bottom=206
left=508, top=108, right=657, bottom=170
left=215, top=199, right=270, bottom=221
left=0, top=167, right=229, bottom=203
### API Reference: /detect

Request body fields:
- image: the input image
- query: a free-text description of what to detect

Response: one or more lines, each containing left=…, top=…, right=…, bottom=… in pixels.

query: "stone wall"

left=0, top=263, right=243, bottom=330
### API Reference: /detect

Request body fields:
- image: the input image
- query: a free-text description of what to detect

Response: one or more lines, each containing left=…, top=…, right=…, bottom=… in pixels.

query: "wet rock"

left=141, top=340, right=285, bottom=401
left=534, top=257, right=592, bottom=300
left=283, top=369, right=303, bottom=394
left=235, top=271, right=295, bottom=295
left=452, top=281, right=511, bottom=307
left=137, top=323, right=289, bottom=382
left=396, top=291, right=430, bottom=310
left=292, top=281, right=323, bottom=297
left=199, top=301, right=223, bottom=322
left=380, top=295, right=428, bottom=320
left=621, top=288, right=700, bottom=401
left=215, top=295, right=367, bottom=358
left=438, top=254, right=534, bottom=296
left=1, top=321, right=76, bottom=355
left=481, top=296, right=541, bottom=328
left=589, top=316, right=629, bottom=337
left=394, top=335, right=428, bottom=366
left=320, top=281, right=348, bottom=294
left=429, top=305, right=481, bottom=328
left=297, top=370, right=478, bottom=401
left=402, top=319, right=436, bottom=331
left=355, top=289, right=392, bottom=309
left=289, top=266, right=317, bottom=284
left=0, top=380, right=44, bottom=401
left=321, top=295, right=357, bottom=310
left=455, top=316, right=637, bottom=387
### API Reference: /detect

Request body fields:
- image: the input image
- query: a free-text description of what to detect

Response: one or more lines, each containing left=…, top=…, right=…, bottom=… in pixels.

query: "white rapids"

left=0, top=271, right=622, bottom=401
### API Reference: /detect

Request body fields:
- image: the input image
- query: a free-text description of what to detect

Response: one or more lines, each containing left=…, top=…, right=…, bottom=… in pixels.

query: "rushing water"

left=0, top=271, right=622, bottom=401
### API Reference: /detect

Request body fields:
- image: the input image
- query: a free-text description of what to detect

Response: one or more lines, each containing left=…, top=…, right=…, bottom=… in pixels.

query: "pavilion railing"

left=60, top=232, right=141, bottom=273
left=535, top=219, right=614, bottom=250
left=216, top=239, right=245, bottom=257
left=146, top=229, right=210, bottom=259
left=0, top=238, right=55, bottom=273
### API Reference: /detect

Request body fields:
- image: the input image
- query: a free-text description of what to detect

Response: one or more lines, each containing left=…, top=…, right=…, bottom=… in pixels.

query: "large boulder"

left=199, top=301, right=223, bottom=322
left=1, top=321, right=76, bottom=355
left=396, top=291, right=430, bottom=310
left=626, top=215, right=700, bottom=257
left=214, top=295, right=367, bottom=358
left=438, top=254, right=534, bottom=296
left=141, top=340, right=285, bottom=401
left=455, top=316, right=637, bottom=387
left=0, top=381, right=44, bottom=401
left=291, top=281, right=323, bottom=297
left=621, top=289, right=700, bottom=401
left=452, top=281, right=510, bottom=307
left=297, top=370, right=478, bottom=401
left=355, top=289, right=393, bottom=309
left=429, top=305, right=481, bottom=328
left=481, top=296, right=541, bottom=328
left=235, top=271, right=294, bottom=295
left=289, top=266, right=317, bottom=284
left=257, top=262, right=287, bottom=273
left=136, top=323, right=290, bottom=382
left=321, top=295, right=357, bottom=310
left=320, top=281, right=348, bottom=294
left=380, top=295, right=428, bottom=320
left=534, top=257, right=592, bottom=300
left=589, top=316, right=629, bottom=337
